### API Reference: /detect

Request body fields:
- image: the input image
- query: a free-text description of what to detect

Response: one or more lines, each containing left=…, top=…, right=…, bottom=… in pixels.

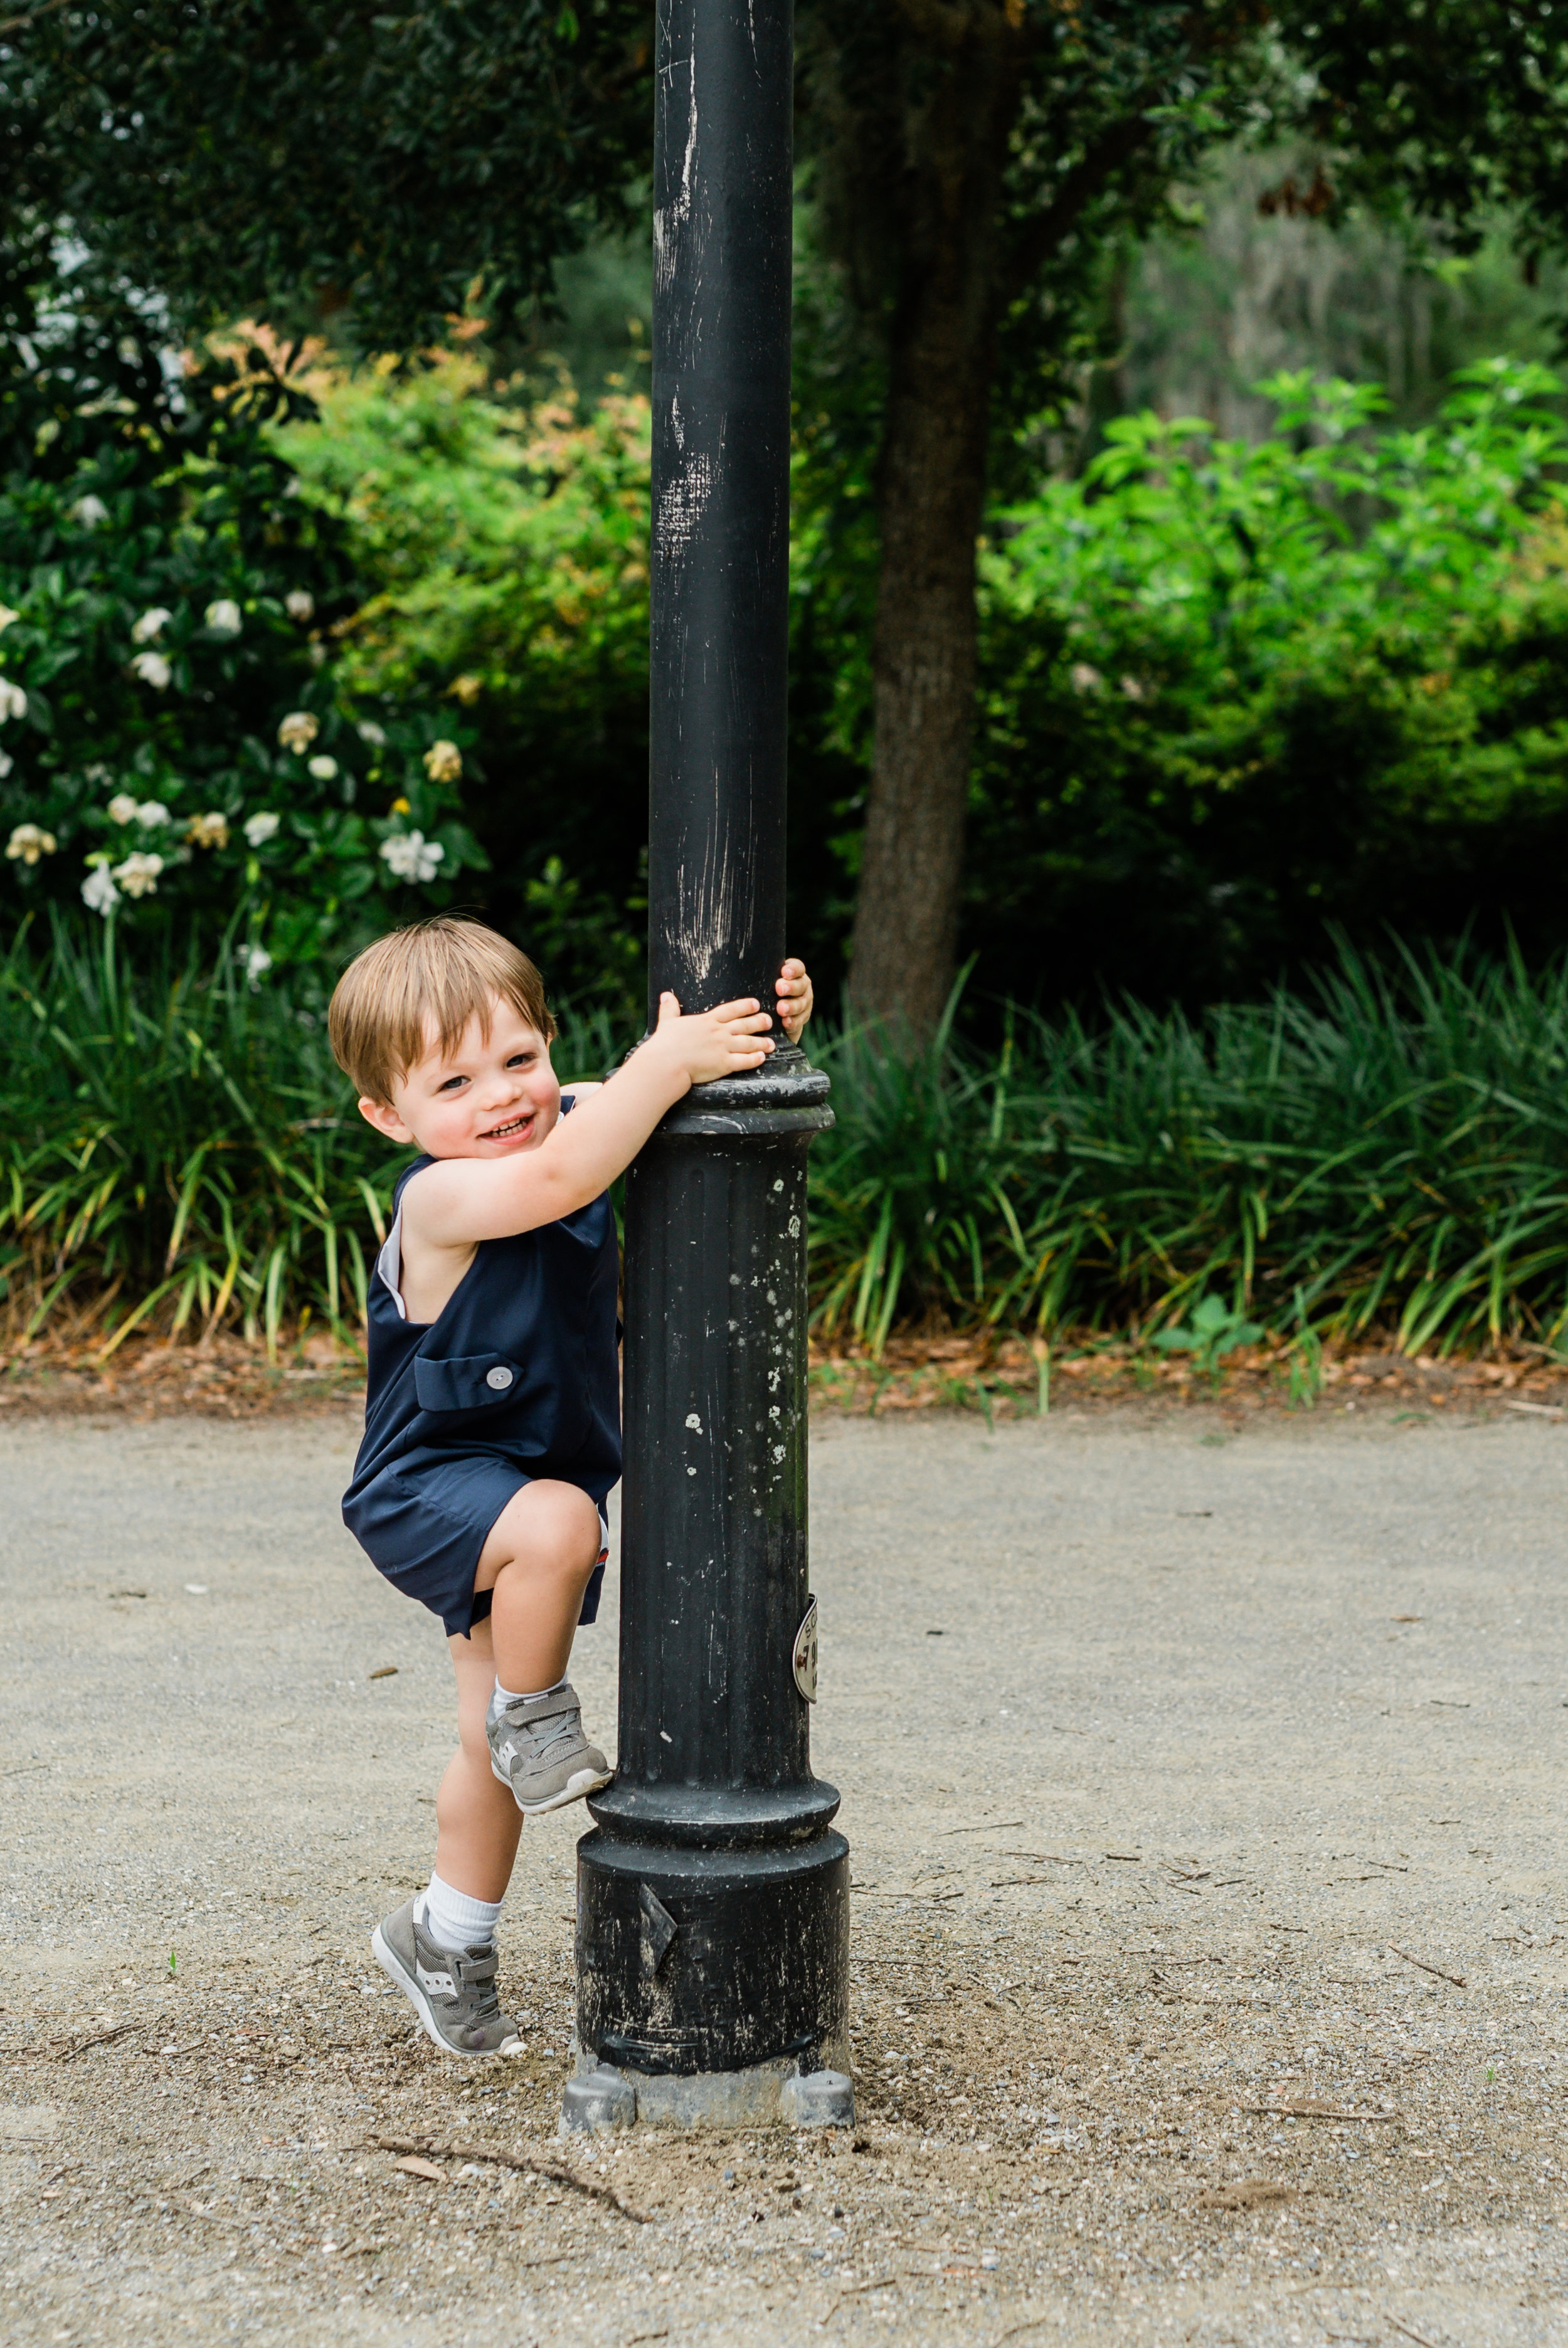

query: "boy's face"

left=357, top=995, right=562, bottom=1160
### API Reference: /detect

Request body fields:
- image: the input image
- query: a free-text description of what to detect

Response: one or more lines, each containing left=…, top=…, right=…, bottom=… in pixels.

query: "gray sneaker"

left=486, top=1680, right=612, bottom=1814
left=371, top=1897, right=522, bottom=2058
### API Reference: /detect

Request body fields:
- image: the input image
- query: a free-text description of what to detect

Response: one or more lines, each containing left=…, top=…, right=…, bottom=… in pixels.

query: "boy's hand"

left=776, top=958, right=814, bottom=1042
left=650, top=991, right=776, bottom=1085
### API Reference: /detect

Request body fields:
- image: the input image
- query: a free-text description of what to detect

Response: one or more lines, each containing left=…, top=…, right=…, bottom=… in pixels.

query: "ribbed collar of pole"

left=586, top=1777, right=843, bottom=1850
left=650, top=1041, right=834, bottom=1140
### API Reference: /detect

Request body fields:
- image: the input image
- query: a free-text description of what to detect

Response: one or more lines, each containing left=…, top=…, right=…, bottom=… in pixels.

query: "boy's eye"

left=437, top=1074, right=467, bottom=1093
left=506, top=1053, right=536, bottom=1070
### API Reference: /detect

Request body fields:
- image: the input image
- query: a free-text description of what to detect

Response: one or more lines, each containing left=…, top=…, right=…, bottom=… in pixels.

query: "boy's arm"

left=407, top=995, right=772, bottom=1248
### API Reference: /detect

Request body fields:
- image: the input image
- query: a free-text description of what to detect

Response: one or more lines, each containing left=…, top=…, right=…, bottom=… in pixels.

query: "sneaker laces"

left=450, top=1945, right=502, bottom=2021
left=499, top=1691, right=583, bottom=1761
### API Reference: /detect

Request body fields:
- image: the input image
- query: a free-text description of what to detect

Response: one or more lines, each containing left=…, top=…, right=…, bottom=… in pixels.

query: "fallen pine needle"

left=54, top=2021, right=139, bottom=2062
left=374, top=2133, right=649, bottom=2221
left=1385, top=2317, right=1444, bottom=2348
left=1195, top=2179, right=1298, bottom=2211
left=1388, top=1943, right=1466, bottom=1987
left=1245, top=2102, right=1398, bottom=2122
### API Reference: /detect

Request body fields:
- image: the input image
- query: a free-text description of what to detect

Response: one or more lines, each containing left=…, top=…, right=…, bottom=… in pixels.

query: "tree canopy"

left=8, top=3, right=1568, bottom=1023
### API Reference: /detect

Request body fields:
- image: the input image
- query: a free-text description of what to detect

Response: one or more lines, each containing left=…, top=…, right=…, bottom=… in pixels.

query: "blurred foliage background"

left=13, top=142, right=1568, bottom=1023
left=263, top=151, right=1568, bottom=1016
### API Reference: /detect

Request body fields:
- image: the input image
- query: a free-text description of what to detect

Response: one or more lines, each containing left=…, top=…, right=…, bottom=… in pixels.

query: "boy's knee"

left=501, top=1481, right=601, bottom=1577
left=552, top=1482, right=603, bottom=1540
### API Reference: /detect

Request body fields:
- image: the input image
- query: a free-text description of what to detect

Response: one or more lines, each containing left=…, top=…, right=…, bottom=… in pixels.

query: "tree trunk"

left=845, top=33, right=1020, bottom=1035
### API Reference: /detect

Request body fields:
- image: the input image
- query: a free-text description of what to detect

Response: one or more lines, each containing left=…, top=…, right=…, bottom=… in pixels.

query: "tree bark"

left=845, top=26, right=1021, bottom=1034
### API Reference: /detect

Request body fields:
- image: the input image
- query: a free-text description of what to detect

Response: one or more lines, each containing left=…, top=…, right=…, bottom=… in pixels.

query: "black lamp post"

left=563, top=0, right=852, bottom=2132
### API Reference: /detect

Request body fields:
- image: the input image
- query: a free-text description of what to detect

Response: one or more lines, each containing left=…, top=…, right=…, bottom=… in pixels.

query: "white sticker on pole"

left=792, top=1595, right=818, bottom=1704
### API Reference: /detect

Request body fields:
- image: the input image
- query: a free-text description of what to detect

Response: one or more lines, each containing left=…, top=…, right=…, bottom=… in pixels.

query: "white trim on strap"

left=376, top=1201, right=408, bottom=1321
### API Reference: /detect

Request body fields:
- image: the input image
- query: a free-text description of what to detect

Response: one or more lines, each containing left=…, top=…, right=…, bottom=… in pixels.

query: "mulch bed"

left=4, top=1316, right=1567, bottom=1422
left=808, top=1328, right=1568, bottom=1420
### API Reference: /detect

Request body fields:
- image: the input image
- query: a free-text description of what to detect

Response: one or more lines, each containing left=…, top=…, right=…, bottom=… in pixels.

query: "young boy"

left=328, top=916, right=814, bottom=2057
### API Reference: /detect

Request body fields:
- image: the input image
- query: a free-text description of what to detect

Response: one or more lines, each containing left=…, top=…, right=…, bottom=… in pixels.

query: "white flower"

left=134, top=800, right=171, bottom=828
left=107, top=792, right=140, bottom=825
left=82, top=864, right=120, bottom=916
left=130, top=650, right=172, bottom=689
left=423, top=739, right=462, bottom=785
left=185, top=812, right=230, bottom=849
left=0, top=677, right=28, bottom=722
left=379, top=829, right=445, bottom=884
left=0, top=751, right=12, bottom=780
left=277, top=711, right=319, bottom=753
left=112, top=850, right=164, bottom=898
left=356, top=720, right=386, bottom=747
left=0, top=604, right=19, bottom=632
left=243, top=810, right=281, bottom=847
left=6, top=823, right=56, bottom=865
left=204, top=598, right=242, bottom=638
left=285, top=590, right=315, bottom=622
left=1069, top=662, right=1103, bottom=695
left=1119, top=674, right=1147, bottom=702
left=131, top=607, right=172, bottom=644
left=307, top=754, right=338, bottom=780
left=72, top=494, right=109, bottom=528
left=240, top=944, right=273, bottom=986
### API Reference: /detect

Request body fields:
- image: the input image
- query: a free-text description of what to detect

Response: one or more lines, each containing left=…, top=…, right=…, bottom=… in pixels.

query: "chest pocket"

left=413, top=1353, right=528, bottom=1415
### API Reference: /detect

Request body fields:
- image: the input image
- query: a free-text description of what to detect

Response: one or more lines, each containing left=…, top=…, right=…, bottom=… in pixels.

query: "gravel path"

left=2, top=1405, right=1565, bottom=2347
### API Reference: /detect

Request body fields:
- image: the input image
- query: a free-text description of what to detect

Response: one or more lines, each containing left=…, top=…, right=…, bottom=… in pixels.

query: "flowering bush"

left=0, top=269, right=484, bottom=968
left=273, top=351, right=650, bottom=1009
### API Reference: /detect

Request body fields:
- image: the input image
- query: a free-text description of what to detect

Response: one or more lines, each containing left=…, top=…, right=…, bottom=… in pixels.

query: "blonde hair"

left=329, top=917, right=555, bottom=1106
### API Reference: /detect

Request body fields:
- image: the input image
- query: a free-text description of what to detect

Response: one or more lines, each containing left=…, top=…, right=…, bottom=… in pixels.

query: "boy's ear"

left=358, top=1094, right=415, bottom=1146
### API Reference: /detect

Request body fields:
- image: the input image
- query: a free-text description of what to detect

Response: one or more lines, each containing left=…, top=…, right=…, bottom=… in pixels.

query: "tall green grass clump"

left=0, top=919, right=624, bottom=1362
left=1, top=918, right=395, bottom=1358
left=810, top=944, right=1568, bottom=1356
left=9, top=923, right=1568, bottom=1364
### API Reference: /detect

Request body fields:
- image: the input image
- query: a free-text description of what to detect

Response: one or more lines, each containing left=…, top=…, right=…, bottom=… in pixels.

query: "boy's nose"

left=476, top=1078, right=522, bottom=1111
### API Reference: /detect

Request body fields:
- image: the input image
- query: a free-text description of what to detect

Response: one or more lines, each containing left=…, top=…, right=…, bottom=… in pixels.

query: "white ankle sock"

left=417, top=1873, right=503, bottom=1954
left=494, top=1675, right=566, bottom=1706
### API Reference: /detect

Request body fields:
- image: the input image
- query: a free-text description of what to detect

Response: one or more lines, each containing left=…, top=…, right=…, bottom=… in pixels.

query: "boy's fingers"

left=657, top=990, right=682, bottom=1022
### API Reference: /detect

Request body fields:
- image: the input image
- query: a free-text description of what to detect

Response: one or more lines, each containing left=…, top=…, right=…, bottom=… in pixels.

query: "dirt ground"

left=2, top=1404, right=1565, bottom=2347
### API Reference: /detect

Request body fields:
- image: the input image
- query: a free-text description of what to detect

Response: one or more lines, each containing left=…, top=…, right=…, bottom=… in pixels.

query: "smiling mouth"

left=482, top=1112, right=534, bottom=1141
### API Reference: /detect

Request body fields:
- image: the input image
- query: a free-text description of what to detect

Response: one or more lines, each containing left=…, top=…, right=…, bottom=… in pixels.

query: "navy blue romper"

left=342, top=1110, right=622, bottom=1639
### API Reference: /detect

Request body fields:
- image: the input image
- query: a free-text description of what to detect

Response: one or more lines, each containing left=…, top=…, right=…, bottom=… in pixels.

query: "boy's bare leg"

left=474, top=1479, right=604, bottom=1693
left=435, top=1619, right=524, bottom=1903
left=475, top=1479, right=612, bottom=1814
left=370, top=1619, right=526, bottom=2054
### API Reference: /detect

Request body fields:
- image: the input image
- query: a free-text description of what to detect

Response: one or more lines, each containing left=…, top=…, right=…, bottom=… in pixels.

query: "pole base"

left=559, top=2050, right=854, bottom=2134
left=559, top=2063, right=638, bottom=2135
left=575, top=1826, right=850, bottom=2080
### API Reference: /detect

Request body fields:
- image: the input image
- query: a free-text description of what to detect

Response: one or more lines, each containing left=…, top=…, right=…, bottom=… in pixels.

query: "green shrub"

left=0, top=265, right=484, bottom=971
left=273, top=349, right=650, bottom=1015
left=966, top=359, right=1568, bottom=1005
